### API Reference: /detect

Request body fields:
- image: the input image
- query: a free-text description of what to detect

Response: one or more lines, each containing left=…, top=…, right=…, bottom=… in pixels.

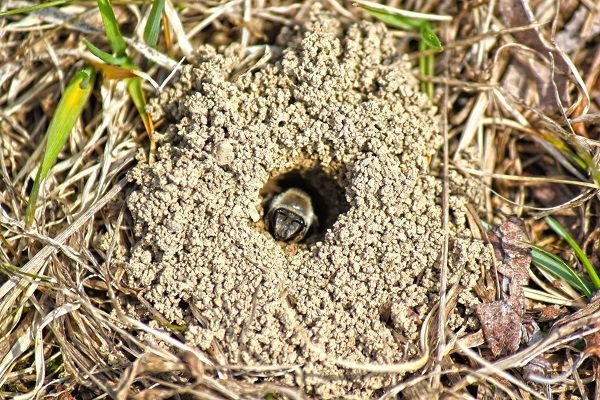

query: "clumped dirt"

left=125, top=10, right=492, bottom=398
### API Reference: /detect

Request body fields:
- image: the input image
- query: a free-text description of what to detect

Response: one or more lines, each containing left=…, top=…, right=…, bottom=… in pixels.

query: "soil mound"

left=126, top=11, right=491, bottom=398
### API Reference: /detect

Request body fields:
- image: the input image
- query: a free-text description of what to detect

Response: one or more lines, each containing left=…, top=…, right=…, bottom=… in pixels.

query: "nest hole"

left=260, top=165, right=350, bottom=243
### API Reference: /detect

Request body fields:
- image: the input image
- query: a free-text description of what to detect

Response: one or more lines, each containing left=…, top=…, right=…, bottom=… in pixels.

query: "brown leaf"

left=56, top=385, right=77, bottom=400
left=538, top=304, right=567, bottom=322
left=487, top=217, right=531, bottom=286
left=486, top=225, right=503, bottom=262
left=475, top=300, right=522, bottom=358
left=584, top=321, right=600, bottom=349
left=478, top=217, right=533, bottom=358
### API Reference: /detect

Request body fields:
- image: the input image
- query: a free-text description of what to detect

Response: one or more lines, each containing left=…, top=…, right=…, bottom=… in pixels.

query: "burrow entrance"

left=260, top=165, right=350, bottom=243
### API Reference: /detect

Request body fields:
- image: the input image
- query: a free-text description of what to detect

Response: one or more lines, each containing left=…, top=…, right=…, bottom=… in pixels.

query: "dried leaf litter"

left=125, top=12, right=492, bottom=398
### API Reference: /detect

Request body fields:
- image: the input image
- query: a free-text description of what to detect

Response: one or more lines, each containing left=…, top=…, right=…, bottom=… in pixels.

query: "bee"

left=265, top=188, right=317, bottom=243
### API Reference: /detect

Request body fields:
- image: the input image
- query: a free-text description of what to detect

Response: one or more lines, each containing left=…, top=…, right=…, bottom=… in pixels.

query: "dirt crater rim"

left=125, top=10, right=491, bottom=398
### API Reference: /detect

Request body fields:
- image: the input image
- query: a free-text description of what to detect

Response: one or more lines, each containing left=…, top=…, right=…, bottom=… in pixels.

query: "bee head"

left=266, top=188, right=315, bottom=243
left=270, top=208, right=307, bottom=242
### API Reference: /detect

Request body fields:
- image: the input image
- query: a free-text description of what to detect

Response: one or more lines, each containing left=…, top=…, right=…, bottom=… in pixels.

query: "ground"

left=0, top=0, right=599, bottom=399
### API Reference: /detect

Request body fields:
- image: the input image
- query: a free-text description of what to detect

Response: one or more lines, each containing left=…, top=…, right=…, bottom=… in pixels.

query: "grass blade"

left=539, top=131, right=588, bottom=170
left=545, top=216, right=600, bottom=290
left=127, top=76, right=156, bottom=162
left=126, top=76, right=153, bottom=136
left=527, top=243, right=594, bottom=298
left=94, top=0, right=154, bottom=146
left=420, top=24, right=442, bottom=50
left=144, top=0, right=166, bottom=48
left=419, top=34, right=434, bottom=99
left=162, top=11, right=173, bottom=55
left=574, top=147, right=600, bottom=188
left=89, top=61, right=139, bottom=79
left=96, top=0, right=127, bottom=56
left=25, top=66, right=97, bottom=227
left=418, top=23, right=441, bottom=99
left=0, top=264, right=51, bottom=282
left=360, top=7, right=421, bottom=30
left=0, top=0, right=74, bottom=17
left=84, top=38, right=128, bottom=66
left=523, top=287, right=577, bottom=306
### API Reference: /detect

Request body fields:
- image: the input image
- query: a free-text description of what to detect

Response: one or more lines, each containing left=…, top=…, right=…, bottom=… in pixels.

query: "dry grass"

left=1, top=0, right=600, bottom=398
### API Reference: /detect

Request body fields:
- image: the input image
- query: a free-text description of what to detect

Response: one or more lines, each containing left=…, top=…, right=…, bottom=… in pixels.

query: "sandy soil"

left=124, top=10, right=491, bottom=398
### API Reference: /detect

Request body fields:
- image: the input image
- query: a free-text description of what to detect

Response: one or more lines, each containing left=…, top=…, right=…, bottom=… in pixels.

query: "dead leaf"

left=585, top=330, right=600, bottom=350
left=487, top=217, right=531, bottom=287
left=478, top=217, right=532, bottom=358
left=476, top=300, right=522, bottom=358
left=56, top=385, right=77, bottom=400
left=538, top=304, right=567, bottom=322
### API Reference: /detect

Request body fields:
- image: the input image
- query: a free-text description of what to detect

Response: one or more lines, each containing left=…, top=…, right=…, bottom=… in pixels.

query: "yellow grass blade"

left=25, top=66, right=97, bottom=227
left=90, top=60, right=138, bottom=79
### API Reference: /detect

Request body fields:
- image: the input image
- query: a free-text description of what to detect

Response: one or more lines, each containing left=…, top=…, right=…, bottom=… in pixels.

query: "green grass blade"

left=360, top=6, right=422, bottom=30
left=84, top=38, right=128, bottom=66
left=0, top=263, right=51, bottom=282
left=96, top=0, right=127, bottom=57
left=545, top=216, right=600, bottom=290
left=540, top=132, right=588, bottom=170
left=126, top=76, right=153, bottom=135
left=574, top=148, right=600, bottom=188
left=143, top=0, right=166, bottom=48
left=25, top=66, right=97, bottom=227
left=420, top=23, right=442, bottom=50
left=0, top=0, right=74, bottom=17
left=418, top=31, right=434, bottom=99
left=126, top=75, right=155, bottom=161
left=527, top=243, right=594, bottom=297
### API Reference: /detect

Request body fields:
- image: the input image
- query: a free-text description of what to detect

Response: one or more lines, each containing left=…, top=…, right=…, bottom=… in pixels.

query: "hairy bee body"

left=265, top=188, right=316, bottom=243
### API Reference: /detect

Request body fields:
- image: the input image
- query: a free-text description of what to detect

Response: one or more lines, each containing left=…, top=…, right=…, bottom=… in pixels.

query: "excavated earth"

left=125, top=11, right=492, bottom=398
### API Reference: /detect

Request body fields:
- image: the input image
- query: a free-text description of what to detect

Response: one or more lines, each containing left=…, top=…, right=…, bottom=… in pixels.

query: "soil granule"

left=125, top=11, right=491, bottom=398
